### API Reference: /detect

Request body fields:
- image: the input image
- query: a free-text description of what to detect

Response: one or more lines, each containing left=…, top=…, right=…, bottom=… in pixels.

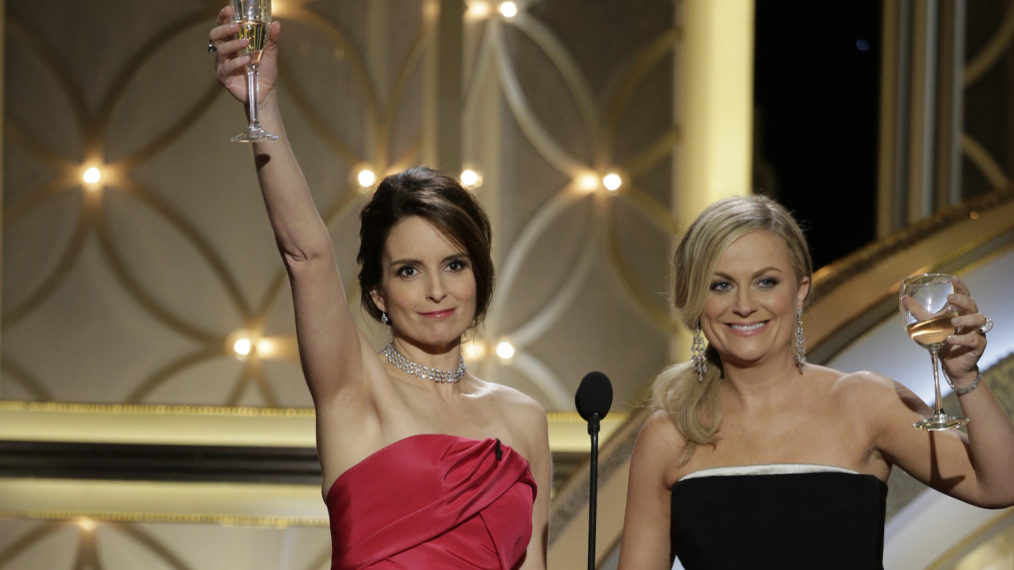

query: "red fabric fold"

left=327, top=434, right=536, bottom=569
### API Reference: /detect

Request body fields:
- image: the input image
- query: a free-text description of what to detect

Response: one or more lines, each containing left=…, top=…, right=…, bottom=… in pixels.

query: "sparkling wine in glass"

left=230, top=0, right=278, bottom=142
left=899, top=273, right=968, bottom=430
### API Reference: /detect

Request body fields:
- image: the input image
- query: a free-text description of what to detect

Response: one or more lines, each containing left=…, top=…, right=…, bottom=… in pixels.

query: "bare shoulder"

left=629, top=409, right=684, bottom=485
left=822, top=366, right=927, bottom=426
left=821, top=366, right=901, bottom=400
left=634, top=410, right=684, bottom=461
left=470, top=378, right=549, bottom=453
left=640, top=409, right=682, bottom=440
left=476, top=377, right=547, bottom=419
left=471, top=379, right=550, bottom=491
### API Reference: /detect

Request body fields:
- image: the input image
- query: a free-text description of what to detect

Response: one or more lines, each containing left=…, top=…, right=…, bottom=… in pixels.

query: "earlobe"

left=797, top=277, right=811, bottom=306
left=370, top=289, right=387, bottom=313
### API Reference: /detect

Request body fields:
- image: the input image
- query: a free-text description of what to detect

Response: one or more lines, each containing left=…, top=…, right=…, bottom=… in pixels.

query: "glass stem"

left=930, top=348, right=944, bottom=414
left=246, top=64, right=260, bottom=128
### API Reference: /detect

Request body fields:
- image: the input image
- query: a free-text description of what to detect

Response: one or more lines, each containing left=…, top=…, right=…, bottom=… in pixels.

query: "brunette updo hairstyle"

left=357, top=167, right=494, bottom=325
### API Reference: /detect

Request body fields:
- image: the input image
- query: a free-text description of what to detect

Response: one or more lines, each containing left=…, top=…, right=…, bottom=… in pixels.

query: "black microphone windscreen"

left=575, top=371, right=613, bottom=422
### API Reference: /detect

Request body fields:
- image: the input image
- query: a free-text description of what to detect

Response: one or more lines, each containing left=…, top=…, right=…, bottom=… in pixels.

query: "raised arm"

left=874, top=278, right=1014, bottom=508
left=210, top=7, right=366, bottom=404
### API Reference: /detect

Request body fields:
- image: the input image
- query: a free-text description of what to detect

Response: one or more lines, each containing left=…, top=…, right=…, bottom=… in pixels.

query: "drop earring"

left=692, top=328, right=707, bottom=383
left=794, top=308, right=806, bottom=373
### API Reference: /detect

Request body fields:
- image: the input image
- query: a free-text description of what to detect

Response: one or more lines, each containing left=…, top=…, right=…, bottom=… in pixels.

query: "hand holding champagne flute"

left=221, top=0, right=278, bottom=142
left=899, top=273, right=968, bottom=430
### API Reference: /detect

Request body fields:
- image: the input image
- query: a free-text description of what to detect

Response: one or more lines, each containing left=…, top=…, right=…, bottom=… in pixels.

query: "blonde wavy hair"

left=653, top=195, right=813, bottom=465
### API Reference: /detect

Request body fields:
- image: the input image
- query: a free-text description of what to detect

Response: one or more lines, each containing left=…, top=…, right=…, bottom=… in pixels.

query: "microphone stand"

left=575, top=370, right=611, bottom=570
left=587, top=411, right=601, bottom=570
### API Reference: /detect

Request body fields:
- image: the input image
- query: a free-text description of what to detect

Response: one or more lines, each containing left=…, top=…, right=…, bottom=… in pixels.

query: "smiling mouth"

left=421, top=309, right=456, bottom=318
left=728, top=322, right=766, bottom=331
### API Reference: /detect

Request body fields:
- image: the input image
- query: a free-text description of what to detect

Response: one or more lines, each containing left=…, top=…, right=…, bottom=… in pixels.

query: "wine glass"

left=230, top=0, right=278, bottom=142
left=899, top=273, right=968, bottom=430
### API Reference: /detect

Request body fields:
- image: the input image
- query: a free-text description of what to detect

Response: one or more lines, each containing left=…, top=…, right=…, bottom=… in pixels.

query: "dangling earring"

left=692, top=328, right=707, bottom=383
left=381, top=312, right=390, bottom=325
left=794, top=308, right=806, bottom=373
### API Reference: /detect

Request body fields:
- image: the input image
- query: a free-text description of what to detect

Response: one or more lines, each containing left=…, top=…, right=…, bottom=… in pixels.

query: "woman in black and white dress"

left=618, top=195, right=1014, bottom=569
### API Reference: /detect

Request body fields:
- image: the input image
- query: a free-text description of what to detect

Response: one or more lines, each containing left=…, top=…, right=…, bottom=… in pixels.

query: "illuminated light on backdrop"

left=576, top=172, right=600, bottom=193
left=460, top=168, right=483, bottom=190
left=357, top=168, right=377, bottom=188
left=602, top=172, right=622, bottom=192
left=462, top=339, right=487, bottom=362
left=466, top=1, right=492, bottom=20
left=498, top=1, right=518, bottom=20
left=233, top=337, right=253, bottom=358
left=495, top=340, right=516, bottom=361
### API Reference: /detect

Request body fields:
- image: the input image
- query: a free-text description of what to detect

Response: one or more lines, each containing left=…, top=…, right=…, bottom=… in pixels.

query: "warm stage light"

left=460, top=169, right=483, bottom=190
left=576, top=173, right=600, bottom=192
left=602, top=172, right=622, bottom=191
left=233, top=337, right=253, bottom=357
left=255, top=337, right=276, bottom=358
left=462, top=339, right=487, bottom=361
left=83, top=166, right=102, bottom=185
left=495, top=340, right=516, bottom=360
left=357, top=168, right=377, bottom=188
left=498, top=1, right=518, bottom=20
left=466, top=1, right=492, bottom=20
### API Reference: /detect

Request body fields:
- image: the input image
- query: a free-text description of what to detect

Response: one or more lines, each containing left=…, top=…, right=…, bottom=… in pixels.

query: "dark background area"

left=753, top=3, right=883, bottom=270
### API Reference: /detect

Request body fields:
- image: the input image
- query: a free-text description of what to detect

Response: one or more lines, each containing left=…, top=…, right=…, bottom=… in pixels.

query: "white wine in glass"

left=230, top=0, right=278, bottom=142
left=899, top=273, right=968, bottom=430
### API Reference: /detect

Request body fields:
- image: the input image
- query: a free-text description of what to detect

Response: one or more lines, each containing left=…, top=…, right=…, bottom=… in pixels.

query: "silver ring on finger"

left=979, top=315, right=993, bottom=335
left=208, top=40, right=217, bottom=53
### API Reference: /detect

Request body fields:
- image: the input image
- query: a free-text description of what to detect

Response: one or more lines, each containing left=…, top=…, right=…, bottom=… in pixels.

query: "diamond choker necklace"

left=381, top=343, right=466, bottom=383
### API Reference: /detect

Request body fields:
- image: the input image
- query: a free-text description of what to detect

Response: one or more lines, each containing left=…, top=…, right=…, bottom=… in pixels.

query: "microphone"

left=575, top=371, right=613, bottom=570
left=575, top=371, right=613, bottom=431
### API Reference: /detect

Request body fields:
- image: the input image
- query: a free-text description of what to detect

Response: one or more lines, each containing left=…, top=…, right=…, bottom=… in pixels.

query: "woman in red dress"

left=210, top=7, right=550, bottom=568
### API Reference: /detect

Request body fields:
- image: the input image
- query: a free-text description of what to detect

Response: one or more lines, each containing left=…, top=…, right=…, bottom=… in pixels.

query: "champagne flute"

left=230, top=0, right=278, bottom=142
left=899, top=273, right=968, bottom=430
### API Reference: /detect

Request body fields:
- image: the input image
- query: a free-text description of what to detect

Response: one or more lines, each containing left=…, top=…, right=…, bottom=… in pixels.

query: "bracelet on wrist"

left=942, top=368, right=982, bottom=395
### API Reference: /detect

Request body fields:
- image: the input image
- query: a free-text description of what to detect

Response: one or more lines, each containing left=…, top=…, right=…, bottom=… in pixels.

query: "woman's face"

left=699, top=231, right=809, bottom=370
left=371, top=216, right=477, bottom=351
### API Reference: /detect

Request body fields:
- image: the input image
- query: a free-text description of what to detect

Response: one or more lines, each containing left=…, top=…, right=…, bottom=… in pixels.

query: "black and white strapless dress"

left=669, top=464, right=888, bottom=570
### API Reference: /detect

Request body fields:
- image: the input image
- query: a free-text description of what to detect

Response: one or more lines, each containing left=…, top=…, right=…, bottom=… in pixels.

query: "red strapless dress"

left=326, top=434, right=537, bottom=569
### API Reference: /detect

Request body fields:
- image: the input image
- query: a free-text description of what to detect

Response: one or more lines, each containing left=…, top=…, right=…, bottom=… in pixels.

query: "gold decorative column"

left=673, top=0, right=754, bottom=361
left=0, top=0, right=5, bottom=385
left=423, top=0, right=463, bottom=172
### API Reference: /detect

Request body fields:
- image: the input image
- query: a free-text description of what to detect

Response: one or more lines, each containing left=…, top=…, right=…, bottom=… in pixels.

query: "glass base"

left=231, top=124, right=278, bottom=143
left=913, top=412, right=968, bottom=431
